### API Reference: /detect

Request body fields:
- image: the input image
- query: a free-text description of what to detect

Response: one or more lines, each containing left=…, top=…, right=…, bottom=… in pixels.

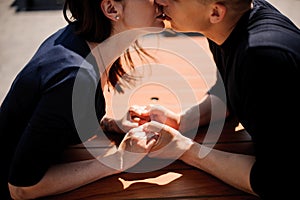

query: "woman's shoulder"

left=35, top=23, right=91, bottom=65
left=16, top=23, right=99, bottom=93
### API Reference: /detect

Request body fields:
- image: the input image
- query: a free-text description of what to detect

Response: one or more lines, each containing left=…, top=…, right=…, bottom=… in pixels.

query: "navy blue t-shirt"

left=0, top=22, right=106, bottom=199
left=208, top=0, right=300, bottom=198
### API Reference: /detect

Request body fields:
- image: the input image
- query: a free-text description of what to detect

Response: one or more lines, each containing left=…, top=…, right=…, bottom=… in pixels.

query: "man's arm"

left=9, top=127, right=157, bottom=200
left=130, top=93, right=229, bottom=133
left=180, top=142, right=257, bottom=196
left=143, top=121, right=257, bottom=197
left=179, top=94, right=229, bottom=133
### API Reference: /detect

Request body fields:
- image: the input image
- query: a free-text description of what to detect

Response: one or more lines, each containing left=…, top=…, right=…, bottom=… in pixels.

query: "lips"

left=156, top=5, right=171, bottom=21
left=163, top=13, right=172, bottom=21
left=156, top=13, right=166, bottom=20
left=156, top=13, right=171, bottom=21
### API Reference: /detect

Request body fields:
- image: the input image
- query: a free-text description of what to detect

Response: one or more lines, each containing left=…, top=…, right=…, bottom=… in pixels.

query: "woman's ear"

left=209, top=3, right=226, bottom=24
left=101, top=0, right=122, bottom=21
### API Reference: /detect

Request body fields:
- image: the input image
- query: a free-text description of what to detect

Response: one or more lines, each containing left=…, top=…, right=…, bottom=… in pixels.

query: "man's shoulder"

left=248, top=6, right=300, bottom=54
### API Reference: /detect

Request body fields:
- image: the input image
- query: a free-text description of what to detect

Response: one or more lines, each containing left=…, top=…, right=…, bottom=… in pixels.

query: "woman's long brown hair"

left=63, top=0, right=155, bottom=93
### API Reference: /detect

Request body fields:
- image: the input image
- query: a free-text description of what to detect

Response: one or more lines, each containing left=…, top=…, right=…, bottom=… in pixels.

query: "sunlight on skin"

left=118, top=172, right=183, bottom=189
left=235, top=123, right=245, bottom=132
left=89, top=27, right=164, bottom=77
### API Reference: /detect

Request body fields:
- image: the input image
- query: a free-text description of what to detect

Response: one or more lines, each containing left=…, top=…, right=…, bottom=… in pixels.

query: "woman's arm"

left=9, top=126, right=157, bottom=199
left=8, top=158, right=120, bottom=199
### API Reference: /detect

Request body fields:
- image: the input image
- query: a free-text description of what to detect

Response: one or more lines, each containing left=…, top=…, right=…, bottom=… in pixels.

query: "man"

left=128, top=0, right=300, bottom=199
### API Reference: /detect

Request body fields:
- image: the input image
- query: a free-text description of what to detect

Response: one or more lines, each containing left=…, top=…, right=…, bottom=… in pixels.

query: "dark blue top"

left=208, top=0, right=300, bottom=198
left=0, top=22, right=106, bottom=199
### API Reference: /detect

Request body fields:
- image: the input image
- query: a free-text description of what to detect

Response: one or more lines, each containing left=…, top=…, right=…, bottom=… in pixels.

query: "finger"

left=138, top=118, right=151, bottom=125
left=145, top=104, right=155, bottom=111
left=129, top=105, right=142, bottom=111
left=116, top=117, right=139, bottom=133
left=129, top=105, right=146, bottom=114
left=147, top=104, right=164, bottom=113
left=146, top=131, right=159, bottom=142
left=129, top=109, right=140, bottom=116
left=130, top=113, right=149, bottom=122
left=130, top=106, right=150, bottom=117
left=143, top=121, right=166, bottom=133
left=146, top=138, right=157, bottom=150
left=131, top=115, right=141, bottom=123
left=125, top=122, right=139, bottom=130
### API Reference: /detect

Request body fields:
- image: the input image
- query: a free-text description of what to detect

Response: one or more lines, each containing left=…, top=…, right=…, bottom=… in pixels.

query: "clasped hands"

left=99, top=105, right=193, bottom=171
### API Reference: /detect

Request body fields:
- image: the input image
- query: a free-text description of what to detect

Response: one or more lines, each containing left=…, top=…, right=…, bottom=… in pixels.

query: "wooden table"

left=43, top=117, right=260, bottom=200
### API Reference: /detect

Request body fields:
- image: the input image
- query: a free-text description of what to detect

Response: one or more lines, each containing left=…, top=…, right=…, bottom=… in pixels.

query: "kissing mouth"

left=156, top=13, right=172, bottom=21
left=156, top=5, right=171, bottom=21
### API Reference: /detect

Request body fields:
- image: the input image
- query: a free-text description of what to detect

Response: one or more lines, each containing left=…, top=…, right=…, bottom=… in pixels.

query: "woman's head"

left=63, top=0, right=165, bottom=93
left=63, top=0, right=165, bottom=42
left=107, top=0, right=166, bottom=32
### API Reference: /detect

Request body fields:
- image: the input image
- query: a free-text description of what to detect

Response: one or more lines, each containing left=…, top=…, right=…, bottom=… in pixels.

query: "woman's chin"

left=147, top=23, right=166, bottom=33
left=155, top=21, right=167, bottom=29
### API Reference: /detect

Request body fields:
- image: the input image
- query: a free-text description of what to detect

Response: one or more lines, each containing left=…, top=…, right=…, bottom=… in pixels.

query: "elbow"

left=8, top=183, right=24, bottom=200
left=8, top=183, right=38, bottom=200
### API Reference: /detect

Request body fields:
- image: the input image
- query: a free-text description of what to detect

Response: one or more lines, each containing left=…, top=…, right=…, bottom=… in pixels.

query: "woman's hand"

left=98, top=125, right=158, bottom=171
left=118, top=125, right=158, bottom=170
left=100, top=108, right=141, bottom=134
left=129, top=104, right=180, bottom=130
left=101, top=104, right=181, bottom=135
left=142, top=121, right=193, bottom=160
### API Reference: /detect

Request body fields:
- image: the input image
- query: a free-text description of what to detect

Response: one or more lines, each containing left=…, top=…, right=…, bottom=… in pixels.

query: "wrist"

left=96, top=151, right=124, bottom=173
left=178, top=112, right=186, bottom=133
left=180, top=141, right=198, bottom=162
left=180, top=142, right=211, bottom=167
left=100, top=117, right=112, bottom=133
left=100, top=117, right=124, bottom=134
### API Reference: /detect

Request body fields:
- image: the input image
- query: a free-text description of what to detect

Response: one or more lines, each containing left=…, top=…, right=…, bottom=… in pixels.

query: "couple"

left=1, top=0, right=299, bottom=199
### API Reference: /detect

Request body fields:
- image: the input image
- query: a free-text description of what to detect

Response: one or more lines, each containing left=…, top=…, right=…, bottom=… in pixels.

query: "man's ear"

left=209, top=3, right=226, bottom=24
left=101, top=0, right=122, bottom=21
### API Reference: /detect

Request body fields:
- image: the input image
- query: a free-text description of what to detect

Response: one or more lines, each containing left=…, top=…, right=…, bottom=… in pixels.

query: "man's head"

left=155, top=0, right=252, bottom=43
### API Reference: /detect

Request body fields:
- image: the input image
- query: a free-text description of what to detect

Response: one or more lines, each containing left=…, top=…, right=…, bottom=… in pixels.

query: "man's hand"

left=129, top=104, right=180, bottom=130
left=142, top=121, right=193, bottom=159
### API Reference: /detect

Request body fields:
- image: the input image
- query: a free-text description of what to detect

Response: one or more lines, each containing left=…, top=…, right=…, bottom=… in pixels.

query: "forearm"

left=180, top=142, right=257, bottom=196
left=179, top=94, right=228, bottom=133
left=9, top=159, right=120, bottom=199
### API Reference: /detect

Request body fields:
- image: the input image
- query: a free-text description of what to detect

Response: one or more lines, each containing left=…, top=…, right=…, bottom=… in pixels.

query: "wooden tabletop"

left=43, top=117, right=260, bottom=200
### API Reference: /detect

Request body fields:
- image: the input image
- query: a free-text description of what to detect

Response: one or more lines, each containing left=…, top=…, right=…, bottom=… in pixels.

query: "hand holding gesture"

left=100, top=107, right=141, bottom=134
left=98, top=125, right=158, bottom=171
left=129, top=104, right=180, bottom=130
left=142, top=121, right=193, bottom=159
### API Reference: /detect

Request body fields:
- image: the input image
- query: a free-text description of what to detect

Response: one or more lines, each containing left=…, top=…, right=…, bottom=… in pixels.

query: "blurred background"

left=1, top=0, right=300, bottom=105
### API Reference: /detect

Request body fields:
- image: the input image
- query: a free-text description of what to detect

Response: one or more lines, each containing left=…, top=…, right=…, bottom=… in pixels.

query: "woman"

left=0, top=0, right=166, bottom=199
